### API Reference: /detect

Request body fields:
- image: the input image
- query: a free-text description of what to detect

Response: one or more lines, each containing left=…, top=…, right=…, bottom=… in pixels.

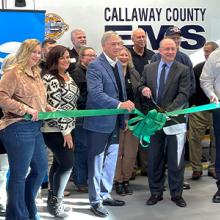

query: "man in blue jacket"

left=83, top=31, right=135, bottom=217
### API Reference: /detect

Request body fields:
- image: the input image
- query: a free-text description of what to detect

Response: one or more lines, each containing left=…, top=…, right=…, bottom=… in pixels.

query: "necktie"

left=157, top=63, right=167, bottom=105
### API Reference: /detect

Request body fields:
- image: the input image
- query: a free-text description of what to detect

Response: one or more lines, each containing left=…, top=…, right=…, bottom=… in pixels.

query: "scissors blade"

left=150, top=96, right=180, bottom=124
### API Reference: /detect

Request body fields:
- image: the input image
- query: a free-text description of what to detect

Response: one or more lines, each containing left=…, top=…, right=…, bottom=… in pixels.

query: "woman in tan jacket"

left=0, top=39, right=53, bottom=220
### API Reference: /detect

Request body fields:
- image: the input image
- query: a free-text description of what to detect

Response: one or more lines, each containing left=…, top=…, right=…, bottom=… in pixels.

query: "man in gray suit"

left=83, top=31, right=135, bottom=217
left=138, top=38, right=191, bottom=207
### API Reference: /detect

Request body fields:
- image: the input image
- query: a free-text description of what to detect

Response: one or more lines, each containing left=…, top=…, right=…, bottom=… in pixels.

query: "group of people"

left=0, top=25, right=220, bottom=220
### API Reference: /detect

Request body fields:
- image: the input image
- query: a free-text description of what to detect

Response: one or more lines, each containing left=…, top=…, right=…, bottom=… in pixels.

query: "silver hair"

left=101, top=31, right=120, bottom=45
left=71, top=28, right=86, bottom=39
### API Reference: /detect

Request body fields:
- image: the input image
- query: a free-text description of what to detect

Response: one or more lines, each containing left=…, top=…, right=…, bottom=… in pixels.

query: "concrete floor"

left=1, top=169, right=218, bottom=220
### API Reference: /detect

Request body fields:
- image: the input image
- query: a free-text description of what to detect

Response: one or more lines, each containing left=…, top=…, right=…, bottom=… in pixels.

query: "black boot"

left=47, top=196, right=70, bottom=218
left=47, top=190, right=53, bottom=206
left=123, top=181, right=133, bottom=195
left=115, top=181, right=126, bottom=196
left=212, top=185, right=220, bottom=203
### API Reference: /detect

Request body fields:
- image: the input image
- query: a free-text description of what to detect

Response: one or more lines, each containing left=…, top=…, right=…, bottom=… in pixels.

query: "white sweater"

left=41, top=73, right=79, bottom=135
left=200, top=48, right=220, bottom=99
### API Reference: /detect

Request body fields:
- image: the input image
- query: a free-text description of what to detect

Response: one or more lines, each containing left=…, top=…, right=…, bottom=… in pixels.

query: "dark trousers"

left=86, top=129, right=119, bottom=205
left=0, top=121, right=47, bottom=220
left=148, top=130, right=185, bottom=198
left=0, top=139, right=6, bottom=154
left=213, top=109, right=220, bottom=187
left=43, top=132, right=74, bottom=198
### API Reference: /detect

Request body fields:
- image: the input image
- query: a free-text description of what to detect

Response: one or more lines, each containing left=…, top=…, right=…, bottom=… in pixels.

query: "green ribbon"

left=24, top=108, right=130, bottom=120
left=24, top=103, right=220, bottom=147
left=166, top=103, right=220, bottom=116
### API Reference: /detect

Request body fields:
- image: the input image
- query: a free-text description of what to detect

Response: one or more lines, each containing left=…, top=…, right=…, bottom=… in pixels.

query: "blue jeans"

left=73, top=124, right=88, bottom=186
left=86, top=129, right=119, bottom=205
left=0, top=121, right=47, bottom=220
left=213, top=109, right=220, bottom=187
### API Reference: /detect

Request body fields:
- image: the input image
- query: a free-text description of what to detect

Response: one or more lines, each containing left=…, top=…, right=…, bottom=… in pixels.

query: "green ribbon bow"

left=128, top=109, right=167, bottom=147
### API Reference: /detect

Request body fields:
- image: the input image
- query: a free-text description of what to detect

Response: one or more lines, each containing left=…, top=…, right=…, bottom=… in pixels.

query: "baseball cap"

left=164, top=26, right=181, bottom=37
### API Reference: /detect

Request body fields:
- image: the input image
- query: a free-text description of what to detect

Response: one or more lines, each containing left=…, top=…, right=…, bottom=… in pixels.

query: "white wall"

left=2, top=0, right=220, bottom=65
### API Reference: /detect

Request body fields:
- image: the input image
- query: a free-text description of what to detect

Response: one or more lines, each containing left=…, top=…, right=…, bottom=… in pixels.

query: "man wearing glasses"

left=71, top=47, right=97, bottom=193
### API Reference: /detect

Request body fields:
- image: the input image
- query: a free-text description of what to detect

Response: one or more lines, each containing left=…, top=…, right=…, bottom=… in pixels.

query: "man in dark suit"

left=138, top=38, right=191, bottom=207
left=83, top=31, right=135, bottom=217
left=151, top=25, right=195, bottom=190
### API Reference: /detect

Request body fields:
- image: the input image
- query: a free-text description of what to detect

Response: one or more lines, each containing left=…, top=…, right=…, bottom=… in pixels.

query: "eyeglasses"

left=83, top=54, right=97, bottom=57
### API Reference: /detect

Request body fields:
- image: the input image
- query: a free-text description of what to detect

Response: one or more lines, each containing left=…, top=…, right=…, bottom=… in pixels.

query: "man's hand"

left=142, top=87, right=152, bottom=98
left=120, top=100, right=135, bottom=112
left=210, top=94, right=219, bottom=105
